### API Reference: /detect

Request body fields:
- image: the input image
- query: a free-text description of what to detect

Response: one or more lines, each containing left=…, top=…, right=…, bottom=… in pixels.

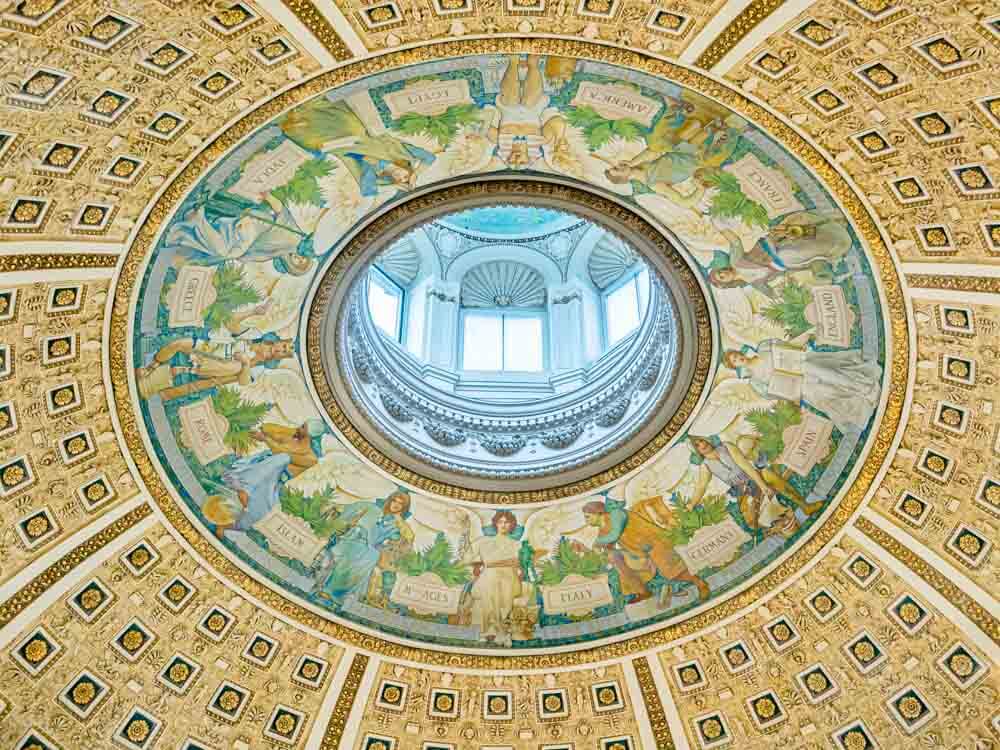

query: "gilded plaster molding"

left=855, top=515, right=1000, bottom=647
left=0, top=503, right=152, bottom=630
left=0, top=253, right=119, bottom=273
left=319, top=653, right=371, bottom=749
left=907, top=274, right=1000, bottom=295
left=633, top=656, right=676, bottom=749
left=280, top=0, right=356, bottom=61
left=694, top=0, right=787, bottom=69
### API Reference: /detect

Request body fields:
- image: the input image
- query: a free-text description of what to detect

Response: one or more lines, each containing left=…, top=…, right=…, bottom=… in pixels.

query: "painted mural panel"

left=131, top=55, right=886, bottom=649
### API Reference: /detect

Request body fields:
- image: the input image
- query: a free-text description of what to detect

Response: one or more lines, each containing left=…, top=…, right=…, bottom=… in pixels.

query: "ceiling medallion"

left=112, top=44, right=902, bottom=664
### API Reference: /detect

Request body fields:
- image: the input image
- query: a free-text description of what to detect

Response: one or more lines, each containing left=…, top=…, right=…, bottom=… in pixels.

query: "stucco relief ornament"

left=20, top=0, right=59, bottom=17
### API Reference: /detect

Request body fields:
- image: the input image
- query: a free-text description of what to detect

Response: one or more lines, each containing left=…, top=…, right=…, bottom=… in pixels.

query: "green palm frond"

left=271, top=158, right=335, bottom=207
left=761, top=280, right=814, bottom=338
left=211, top=386, right=270, bottom=454
left=394, top=104, right=480, bottom=147
left=202, top=262, right=261, bottom=331
left=565, top=106, right=643, bottom=150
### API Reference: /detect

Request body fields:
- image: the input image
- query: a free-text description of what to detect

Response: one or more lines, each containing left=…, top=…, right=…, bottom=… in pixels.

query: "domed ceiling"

left=0, top=2, right=997, bottom=750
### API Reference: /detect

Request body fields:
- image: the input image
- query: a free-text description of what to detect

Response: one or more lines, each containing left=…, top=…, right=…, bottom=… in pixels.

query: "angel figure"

left=165, top=197, right=316, bottom=278
left=279, top=97, right=435, bottom=196
left=723, top=341, right=881, bottom=431
left=708, top=212, right=853, bottom=291
left=486, top=55, right=571, bottom=169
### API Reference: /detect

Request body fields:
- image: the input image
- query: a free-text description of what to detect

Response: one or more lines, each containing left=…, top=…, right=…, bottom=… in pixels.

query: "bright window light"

left=605, top=279, right=641, bottom=345
left=462, top=313, right=503, bottom=370
left=504, top=316, right=543, bottom=371
left=368, top=267, right=403, bottom=340
left=462, top=312, right=544, bottom=372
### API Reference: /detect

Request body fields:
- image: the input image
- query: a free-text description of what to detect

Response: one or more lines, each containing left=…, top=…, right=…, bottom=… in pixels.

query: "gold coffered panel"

left=726, top=0, right=1000, bottom=265
left=661, top=535, right=1000, bottom=749
left=0, top=2, right=997, bottom=748
left=324, top=0, right=730, bottom=60
left=0, top=278, right=138, bottom=586
left=0, top=0, right=323, bottom=243
left=0, top=520, right=344, bottom=750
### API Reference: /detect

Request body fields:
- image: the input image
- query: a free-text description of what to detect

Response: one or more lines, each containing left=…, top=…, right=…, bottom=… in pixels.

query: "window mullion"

left=500, top=313, right=507, bottom=372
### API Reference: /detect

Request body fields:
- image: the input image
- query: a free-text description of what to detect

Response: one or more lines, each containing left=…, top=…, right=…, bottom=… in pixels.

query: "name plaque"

left=570, top=82, right=662, bottom=127
left=541, top=573, right=614, bottom=616
left=677, top=518, right=751, bottom=573
left=390, top=572, right=463, bottom=615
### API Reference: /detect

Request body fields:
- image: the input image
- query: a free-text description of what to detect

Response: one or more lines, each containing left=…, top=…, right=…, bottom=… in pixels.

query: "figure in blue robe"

left=312, top=492, right=414, bottom=603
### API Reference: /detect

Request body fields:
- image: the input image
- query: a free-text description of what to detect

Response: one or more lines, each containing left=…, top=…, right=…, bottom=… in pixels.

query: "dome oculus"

left=319, top=195, right=703, bottom=491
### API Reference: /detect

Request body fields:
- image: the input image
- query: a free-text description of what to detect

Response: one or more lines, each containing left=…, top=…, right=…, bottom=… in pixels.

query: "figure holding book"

left=723, top=341, right=881, bottom=431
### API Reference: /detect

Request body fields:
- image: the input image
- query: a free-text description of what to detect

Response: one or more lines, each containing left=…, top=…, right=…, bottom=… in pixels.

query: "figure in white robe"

left=724, top=341, right=881, bottom=431
left=461, top=511, right=524, bottom=645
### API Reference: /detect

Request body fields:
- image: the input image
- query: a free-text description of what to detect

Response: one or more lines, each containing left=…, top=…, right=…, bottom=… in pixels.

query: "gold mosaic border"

left=0, top=253, right=119, bottom=273
left=281, top=0, right=355, bottom=61
left=633, top=656, right=675, bottom=748
left=306, top=179, right=712, bottom=504
left=907, top=273, right=1000, bottom=294
left=694, top=0, right=786, bottom=69
left=319, top=653, right=370, bottom=748
left=0, top=503, right=152, bottom=628
left=856, top=516, right=1000, bottom=646
left=107, top=38, right=907, bottom=668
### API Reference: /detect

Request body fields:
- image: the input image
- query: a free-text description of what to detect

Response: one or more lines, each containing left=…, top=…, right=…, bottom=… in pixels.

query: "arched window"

left=587, top=232, right=650, bottom=348
left=366, top=237, right=424, bottom=345
left=459, top=260, right=547, bottom=373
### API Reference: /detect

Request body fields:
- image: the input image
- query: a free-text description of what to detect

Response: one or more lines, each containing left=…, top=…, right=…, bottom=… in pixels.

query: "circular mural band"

left=125, top=52, right=892, bottom=655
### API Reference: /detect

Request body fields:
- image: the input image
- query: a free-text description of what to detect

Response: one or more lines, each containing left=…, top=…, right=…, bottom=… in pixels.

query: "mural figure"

left=688, top=435, right=817, bottom=538
left=580, top=498, right=709, bottom=607
left=279, top=98, right=436, bottom=195
left=488, top=54, right=571, bottom=168
left=136, top=332, right=294, bottom=402
left=312, top=491, right=415, bottom=603
left=604, top=104, right=739, bottom=192
left=723, top=342, right=881, bottom=431
left=709, top=211, right=852, bottom=291
left=460, top=510, right=529, bottom=646
left=203, top=419, right=324, bottom=538
left=165, top=199, right=316, bottom=277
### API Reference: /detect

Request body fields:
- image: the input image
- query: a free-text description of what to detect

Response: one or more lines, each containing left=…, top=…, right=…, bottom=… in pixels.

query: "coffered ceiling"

left=0, top=2, right=997, bottom=749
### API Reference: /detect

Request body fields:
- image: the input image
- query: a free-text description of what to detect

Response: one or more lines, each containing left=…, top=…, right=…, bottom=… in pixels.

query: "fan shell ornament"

left=110, top=43, right=903, bottom=665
